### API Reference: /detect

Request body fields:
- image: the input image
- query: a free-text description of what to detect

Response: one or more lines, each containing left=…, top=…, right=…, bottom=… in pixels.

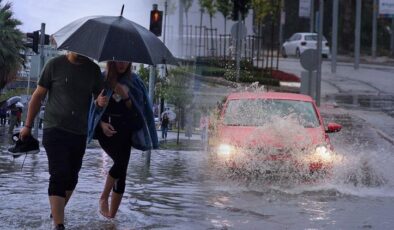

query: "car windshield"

left=304, top=35, right=327, bottom=41
left=223, top=99, right=320, bottom=128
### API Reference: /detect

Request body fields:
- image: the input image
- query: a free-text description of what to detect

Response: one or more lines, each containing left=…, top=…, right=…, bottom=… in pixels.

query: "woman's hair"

left=105, top=61, right=132, bottom=81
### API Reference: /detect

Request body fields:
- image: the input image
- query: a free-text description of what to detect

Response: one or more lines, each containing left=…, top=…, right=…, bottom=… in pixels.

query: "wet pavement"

left=0, top=109, right=394, bottom=230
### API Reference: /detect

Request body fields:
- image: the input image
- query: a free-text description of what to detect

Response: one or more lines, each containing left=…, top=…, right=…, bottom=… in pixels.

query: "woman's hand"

left=100, top=121, right=117, bottom=137
left=114, top=83, right=129, bottom=100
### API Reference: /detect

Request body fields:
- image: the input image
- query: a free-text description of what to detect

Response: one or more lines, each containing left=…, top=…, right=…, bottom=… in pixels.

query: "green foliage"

left=216, top=0, right=232, bottom=19
left=137, top=64, right=149, bottom=86
left=201, top=0, right=216, bottom=17
left=0, top=88, right=29, bottom=102
left=163, top=67, right=194, bottom=110
left=223, top=61, right=279, bottom=86
left=0, top=0, right=24, bottom=89
left=252, top=0, right=278, bottom=24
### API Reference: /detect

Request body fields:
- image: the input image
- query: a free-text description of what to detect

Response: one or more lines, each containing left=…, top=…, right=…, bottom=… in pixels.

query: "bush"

left=271, top=70, right=300, bottom=82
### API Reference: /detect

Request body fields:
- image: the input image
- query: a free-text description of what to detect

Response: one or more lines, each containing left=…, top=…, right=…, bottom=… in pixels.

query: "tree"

left=197, top=0, right=205, bottom=56
left=201, top=0, right=217, bottom=56
left=216, top=0, right=232, bottom=56
left=252, top=0, right=275, bottom=24
left=181, top=0, right=193, bottom=28
left=0, top=0, right=24, bottom=90
left=163, top=67, right=193, bottom=144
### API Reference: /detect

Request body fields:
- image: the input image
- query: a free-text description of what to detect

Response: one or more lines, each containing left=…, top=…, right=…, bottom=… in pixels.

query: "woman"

left=92, top=61, right=158, bottom=218
left=161, top=113, right=169, bottom=140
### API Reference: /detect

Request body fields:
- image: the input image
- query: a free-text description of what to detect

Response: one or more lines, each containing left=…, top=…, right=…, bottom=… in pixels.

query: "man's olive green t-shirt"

left=38, top=55, right=103, bottom=135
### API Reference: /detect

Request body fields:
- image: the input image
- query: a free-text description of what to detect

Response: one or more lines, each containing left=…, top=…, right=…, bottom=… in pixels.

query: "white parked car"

left=282, top=33, right=330, bottom=58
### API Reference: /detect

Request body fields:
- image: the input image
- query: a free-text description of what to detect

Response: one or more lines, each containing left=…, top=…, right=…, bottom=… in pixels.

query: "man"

left=20, top=52, right=107, bottom=230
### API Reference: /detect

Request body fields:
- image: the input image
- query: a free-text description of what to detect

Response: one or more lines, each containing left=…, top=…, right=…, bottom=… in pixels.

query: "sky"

left=9, top=0, right=154, bottom=34
left=8, top=0, right=255, bottom=56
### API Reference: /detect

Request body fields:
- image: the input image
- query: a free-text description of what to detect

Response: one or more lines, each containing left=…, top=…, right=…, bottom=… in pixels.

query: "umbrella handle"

left=120, top=4, right=124, bottom=16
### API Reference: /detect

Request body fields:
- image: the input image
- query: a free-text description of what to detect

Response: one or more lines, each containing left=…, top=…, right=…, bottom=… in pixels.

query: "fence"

left=180, top=25, right=279, bottom=70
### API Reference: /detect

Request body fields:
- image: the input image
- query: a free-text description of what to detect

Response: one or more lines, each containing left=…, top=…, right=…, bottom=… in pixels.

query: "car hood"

left=217, top=125, right=325, bottom=148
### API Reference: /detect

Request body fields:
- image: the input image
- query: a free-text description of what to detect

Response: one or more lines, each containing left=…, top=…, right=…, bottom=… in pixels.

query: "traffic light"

left=25, top=31, right=51, bottom=54
left=26, top=31, right=39, bottom=53
left=149, top=9, right=163, bottom=36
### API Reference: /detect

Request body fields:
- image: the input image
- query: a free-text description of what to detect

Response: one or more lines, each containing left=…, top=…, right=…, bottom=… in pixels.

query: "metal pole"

left=354, top=0, right=361, bottom=70
left=372, top=0, right=378, bottom=58
left=310, top=0, right=315, bottom=32
left=32, top=23, right=46, bottom=138
left=316, top=0, right=323, bottom=107
left=148, top=66, right=156, bottom=105
left=147, top=64, right=156, bottom=166
left=278, top=0, right=284, bottom=48
left=163, top=1, right=168, bottom=45
left=179, top=0, right=184, bottom=57
left=235, top=12, right=241, bottom=82
left=331, top=0, right=338, bottom=73
left=391, top=18, right=394, bottom=56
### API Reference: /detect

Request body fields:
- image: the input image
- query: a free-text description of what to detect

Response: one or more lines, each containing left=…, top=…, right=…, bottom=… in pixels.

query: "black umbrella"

left=52, top=14, right=176, bottom=65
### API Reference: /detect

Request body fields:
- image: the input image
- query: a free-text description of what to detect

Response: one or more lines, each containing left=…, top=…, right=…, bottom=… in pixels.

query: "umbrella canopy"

left=52, top=15, right=177, bottom=65
left=161, top=110, right=176, bottom=121
left=6, top=96, right=21, bottom=107
left=15, top=102, right=24, bottom=108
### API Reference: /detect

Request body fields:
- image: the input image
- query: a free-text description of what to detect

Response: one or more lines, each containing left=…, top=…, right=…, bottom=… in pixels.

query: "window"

left=223, top=99, right=320, bottom=128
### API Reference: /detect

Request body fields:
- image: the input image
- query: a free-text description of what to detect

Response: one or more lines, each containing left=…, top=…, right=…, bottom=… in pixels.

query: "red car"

left=210, top=92, right=342, bottom=180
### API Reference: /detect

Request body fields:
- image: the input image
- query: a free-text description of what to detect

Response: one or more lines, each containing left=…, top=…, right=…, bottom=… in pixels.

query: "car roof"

left=227, top=91, right=315, bottom=102
left=296, top=32, right=317, bottom=36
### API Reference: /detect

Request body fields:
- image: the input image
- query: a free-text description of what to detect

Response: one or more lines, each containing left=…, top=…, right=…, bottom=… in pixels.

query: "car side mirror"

left=326, top=122, right=342, bottom=133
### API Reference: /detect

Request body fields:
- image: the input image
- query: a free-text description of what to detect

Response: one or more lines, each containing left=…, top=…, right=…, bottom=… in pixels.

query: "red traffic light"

left=149, top=9, right=163, bottom=37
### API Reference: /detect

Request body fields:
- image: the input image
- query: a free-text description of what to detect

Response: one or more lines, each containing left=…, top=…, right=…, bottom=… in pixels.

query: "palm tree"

left=0, top=0, right=24, bottom=90
left=197, top=0, right=205, bottom=56
left=181, top=0, right=193, bottom=56
left=201, top=0, right=217, bottom=56
left=181, top=0, right=193, bottom=28
left=216, top=0, right=232, bottom=58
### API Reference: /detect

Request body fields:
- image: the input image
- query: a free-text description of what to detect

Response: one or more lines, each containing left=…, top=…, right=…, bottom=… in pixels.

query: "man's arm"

left=20, top=86, right=48, bottom=140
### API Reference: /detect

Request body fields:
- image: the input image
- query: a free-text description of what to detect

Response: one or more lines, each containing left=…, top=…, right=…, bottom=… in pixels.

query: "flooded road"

left=0, top=115, right=394, bottom=230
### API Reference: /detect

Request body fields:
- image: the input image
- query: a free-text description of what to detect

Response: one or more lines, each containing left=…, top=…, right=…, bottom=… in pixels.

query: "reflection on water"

left=0, top=132, right=394, bottom=229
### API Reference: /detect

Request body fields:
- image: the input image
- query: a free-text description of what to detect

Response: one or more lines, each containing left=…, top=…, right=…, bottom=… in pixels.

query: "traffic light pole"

left=33, top=23, right=45, bottom=138
left=331, top=0, right=338, bottom=73
left=354, top=0, right=361, bottom=70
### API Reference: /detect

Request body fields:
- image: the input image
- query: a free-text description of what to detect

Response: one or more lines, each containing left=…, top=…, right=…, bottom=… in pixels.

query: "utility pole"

left=331, top=0, right=338, bottom=73
left=354, top=0, right=361, bottom=70
left=310, top=0, right=315, bottom=32
left=372, top=0, right=378, bottom=58
left=316, top=0, right=324, bottom=107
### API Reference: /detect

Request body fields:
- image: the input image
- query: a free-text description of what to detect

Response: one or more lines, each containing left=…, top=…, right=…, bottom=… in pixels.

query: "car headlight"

left=217, top=144, right=235, bottom=156
left=313, top=145, right=333, bottom=162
